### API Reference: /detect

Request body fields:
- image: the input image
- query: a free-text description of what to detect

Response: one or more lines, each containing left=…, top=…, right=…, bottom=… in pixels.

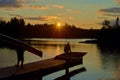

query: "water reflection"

left=0, top=48, right=16, bottom=68
left=55, top=67, right=86, bottom=80
left=97, top=43, right=120, bottom=80
left=0, top=40, right=14, bottom=49
left=1, top=38, right=120, bottom=80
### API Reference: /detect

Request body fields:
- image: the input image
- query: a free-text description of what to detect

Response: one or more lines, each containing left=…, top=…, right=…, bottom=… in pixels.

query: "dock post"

left=65, top=68, right=69, bottom=74
left=64, top=60, right=70, bottom=74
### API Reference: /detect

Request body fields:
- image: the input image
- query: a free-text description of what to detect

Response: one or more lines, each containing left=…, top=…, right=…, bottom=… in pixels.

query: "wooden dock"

left=0, top=59, right=66, bottom=80
left=0, top=52, right=86, bottom=80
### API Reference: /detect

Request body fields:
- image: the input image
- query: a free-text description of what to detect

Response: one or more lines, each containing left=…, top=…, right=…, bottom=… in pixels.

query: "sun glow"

left=56, top=22, right=61, bottom=28
left=57, top=22, right=61, bottom=26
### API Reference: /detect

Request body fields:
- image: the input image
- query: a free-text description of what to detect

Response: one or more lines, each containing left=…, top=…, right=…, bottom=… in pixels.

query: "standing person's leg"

left=16, top=53, right=20, bottom=68
left=20, top=53, right=24, bottom=68
left=21, top=59, right=24, bottom=68
left=16, top=60, right=19, bottom=68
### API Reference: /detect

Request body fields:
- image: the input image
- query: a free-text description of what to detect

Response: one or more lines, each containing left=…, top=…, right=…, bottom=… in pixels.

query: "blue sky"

left=0, top=0, right=120, bottom=29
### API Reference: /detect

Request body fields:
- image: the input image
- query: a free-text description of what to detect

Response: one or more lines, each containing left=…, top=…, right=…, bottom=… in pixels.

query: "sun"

left=57, top=22, right=61, bottom=27
left=56, top=22, right=61, bottom=28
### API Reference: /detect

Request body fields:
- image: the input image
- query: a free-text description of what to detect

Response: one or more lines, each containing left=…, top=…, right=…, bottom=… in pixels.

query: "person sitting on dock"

left=15, top=46, right=25, bottom=68
left=64, top=42, right=71, bottom=53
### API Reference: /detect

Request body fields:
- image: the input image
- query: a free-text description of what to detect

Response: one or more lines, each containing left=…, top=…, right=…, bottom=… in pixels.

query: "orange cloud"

left=8, top=14, right=58, bottom=21
left=47, top=4, right=64, bottom=9
left=96, top=10, right=106, bottom=15
left=36, top=16, right=58, bottom=21
left=113, top=0, right=120, bottom=4
left=51, top=4, right=64, bottom=9
left=29, top=5, right=48, bottom=10
left=69, top=16, right=73, bottom=20
left=28, top=4, right=64, bottom=10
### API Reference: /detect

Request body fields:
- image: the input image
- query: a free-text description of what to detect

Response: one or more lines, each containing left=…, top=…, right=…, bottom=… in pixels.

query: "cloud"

left=0, top=0, right=64, bottom=11
left=0, top=0, right=36, bottom=8
left=100, top=7, right=120, bottom=13
left=98, top=7, right=120, bottom=17
left=113, top=0, right=120, bottom=4
left=103, top=13, right=120, bottom=17
left=47, top=4, right=64, bottom=9
left=28, top=4, right=64, bottom=10
left=25, top=16, right=58, bottom=21
left=23, top=0, right=36, bottom=3
left=24, top=4, right=64, bottom=10
left=50, top=4, right=64, bottom=9
left=9, top=14, right=58, bottom=21
left=29, top=5, right=48, bottom=10
left=98, top=17, right=107, bottom=20
left=0, top=0, right=24, bottom=8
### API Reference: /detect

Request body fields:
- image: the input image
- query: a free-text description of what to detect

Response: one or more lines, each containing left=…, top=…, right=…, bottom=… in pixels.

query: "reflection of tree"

left=97, top=42, right=120, bottom=52
left=97, top=43, right=120, bottom=72
left=0, top=39, right=14, bottom=49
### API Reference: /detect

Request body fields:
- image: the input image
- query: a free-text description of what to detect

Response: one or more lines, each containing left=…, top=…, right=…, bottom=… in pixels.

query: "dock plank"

left=0, top=66, right=18, bottom=79
left=15, top=58, right=65, bottom=75
left=0, top=58, right=65, bottom=80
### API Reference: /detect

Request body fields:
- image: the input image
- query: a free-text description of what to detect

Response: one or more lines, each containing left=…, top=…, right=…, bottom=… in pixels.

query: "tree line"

left=0, top=17, right=99, bottom=39
left=0, top=17, right=25, bottom=38
left=97, top=17, right=120, bottom=44
left=0, top=17, right=120, bottom=43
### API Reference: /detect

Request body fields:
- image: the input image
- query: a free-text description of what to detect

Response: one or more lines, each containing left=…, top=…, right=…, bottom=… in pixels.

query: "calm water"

left=0, top=38, right=120, bottom=80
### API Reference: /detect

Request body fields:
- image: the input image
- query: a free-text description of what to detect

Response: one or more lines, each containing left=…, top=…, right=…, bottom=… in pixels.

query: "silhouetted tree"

left=97, top=17, right=120, bottom=44
left=0, top=17, right=99, bottom=38
left=9, top=17, right=25, bottom=37
left=115, top=17, right=120, bottom=28
left=102, top=20, right=111, bottom=29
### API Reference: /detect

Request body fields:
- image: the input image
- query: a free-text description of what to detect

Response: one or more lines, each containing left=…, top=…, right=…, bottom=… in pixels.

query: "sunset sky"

left=0, top=0, right=120, bottom=29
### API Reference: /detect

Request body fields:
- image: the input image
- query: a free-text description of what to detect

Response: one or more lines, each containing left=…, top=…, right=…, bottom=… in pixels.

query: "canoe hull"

left=0, top=33, right=42, bottom=57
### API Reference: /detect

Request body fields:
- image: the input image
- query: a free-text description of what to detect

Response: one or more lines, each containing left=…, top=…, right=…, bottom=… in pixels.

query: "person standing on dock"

left=64, top=42, right=71, bottom=53
left=15, top=46, right=25, bottom=68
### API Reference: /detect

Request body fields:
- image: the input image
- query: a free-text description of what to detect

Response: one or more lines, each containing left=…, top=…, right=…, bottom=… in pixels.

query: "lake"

left=0, top=38, right=120, bottom=80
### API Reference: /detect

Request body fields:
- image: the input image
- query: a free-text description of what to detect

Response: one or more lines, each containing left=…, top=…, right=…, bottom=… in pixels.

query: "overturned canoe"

left=0, top=33, right=42, bottom=57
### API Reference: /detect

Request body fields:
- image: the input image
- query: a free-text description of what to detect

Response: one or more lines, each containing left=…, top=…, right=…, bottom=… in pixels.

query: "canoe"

left=0, top=33, right=42, bottom=57
left=54, top=52, right=87, bottom=61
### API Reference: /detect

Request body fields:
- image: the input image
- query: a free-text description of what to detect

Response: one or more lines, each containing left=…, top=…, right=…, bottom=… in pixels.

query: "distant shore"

left=79, top=39, right=98, bottom=44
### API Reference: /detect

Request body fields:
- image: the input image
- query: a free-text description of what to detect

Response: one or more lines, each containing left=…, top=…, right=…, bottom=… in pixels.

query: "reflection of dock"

left=55, top=67, right=86, bottom=80
left=0, top=52, right=87, bottom=80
